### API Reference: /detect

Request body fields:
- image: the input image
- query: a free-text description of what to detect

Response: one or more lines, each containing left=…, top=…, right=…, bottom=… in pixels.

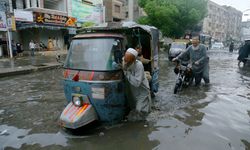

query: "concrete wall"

left=103, top=0, right=113, bottom=22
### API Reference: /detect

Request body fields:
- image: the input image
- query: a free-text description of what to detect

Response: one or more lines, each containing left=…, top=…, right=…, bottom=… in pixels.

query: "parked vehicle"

left=173, top=60, right=193, bottom=94
left=211, top=42, right=224, bottom=50
left=59, top=22, right=160, bottom=129
left=199, top=34, right=212, bottom=50
left=168, top=41, right=189, bottom=61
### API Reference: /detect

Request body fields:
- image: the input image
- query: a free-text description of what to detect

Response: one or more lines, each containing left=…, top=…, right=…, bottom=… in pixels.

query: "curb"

left=22, top=50, right=68, bottom=57
left=0, top=63, right=62, bottom=78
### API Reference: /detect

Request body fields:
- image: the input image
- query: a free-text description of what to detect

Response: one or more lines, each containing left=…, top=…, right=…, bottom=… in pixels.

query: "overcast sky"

left=210, top=0, right=250, bottom=12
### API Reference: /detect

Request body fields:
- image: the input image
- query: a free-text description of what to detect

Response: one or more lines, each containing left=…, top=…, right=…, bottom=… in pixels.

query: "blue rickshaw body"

left=63, top=79, right=126, bottom=123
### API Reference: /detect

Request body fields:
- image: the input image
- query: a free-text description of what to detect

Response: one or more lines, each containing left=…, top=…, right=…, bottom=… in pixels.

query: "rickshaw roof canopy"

left=78, top=21, right=159, bottom=37
left=74, top=33, right=124, bottom=39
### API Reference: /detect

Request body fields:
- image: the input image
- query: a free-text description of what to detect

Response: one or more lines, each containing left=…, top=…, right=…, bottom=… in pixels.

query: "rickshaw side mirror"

left=114, top=50, right=123, bottom=64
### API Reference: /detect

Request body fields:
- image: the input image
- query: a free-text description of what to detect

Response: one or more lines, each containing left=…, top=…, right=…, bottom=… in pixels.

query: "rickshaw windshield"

left=64, top=38, right=122, bottom=71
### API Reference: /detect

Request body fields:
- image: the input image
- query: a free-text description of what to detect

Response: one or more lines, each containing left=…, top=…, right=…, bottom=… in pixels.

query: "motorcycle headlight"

left=72, top=96, right=83, bottom=107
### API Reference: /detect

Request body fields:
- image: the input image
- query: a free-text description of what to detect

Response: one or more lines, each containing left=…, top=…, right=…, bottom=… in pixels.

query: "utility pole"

left=7, top=23, right=13, bottom=58
left=3, top=1, right=13, bottom=58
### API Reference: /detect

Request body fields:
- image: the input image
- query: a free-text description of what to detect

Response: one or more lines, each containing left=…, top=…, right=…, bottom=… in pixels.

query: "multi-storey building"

left=103, top=0, right=126, bottom=22
left=202, top=1, right=228, bottom=42
left=102, top=0, right=145, bottom=22
left=224, top=6, right=242, bottom=42
left=202, top=0, right=242, bottom=43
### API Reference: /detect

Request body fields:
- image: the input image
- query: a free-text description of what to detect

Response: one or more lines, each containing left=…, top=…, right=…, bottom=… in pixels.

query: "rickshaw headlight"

left=72, top=96, right=83, bottom=107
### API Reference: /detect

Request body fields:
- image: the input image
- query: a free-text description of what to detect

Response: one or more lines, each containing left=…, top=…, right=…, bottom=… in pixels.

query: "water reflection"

left=241, top=139, right=250, bottom=150
left=65, top=123, right=159, bottom=150
left=174, top=102, right=209, bottom=127
left=0, top=125, right=68, bottom=149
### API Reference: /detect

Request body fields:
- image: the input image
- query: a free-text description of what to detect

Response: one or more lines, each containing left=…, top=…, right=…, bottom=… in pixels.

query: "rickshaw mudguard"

left=62, top=79, right=126, bottom=126
left=59, top=102, right=98, bottom=129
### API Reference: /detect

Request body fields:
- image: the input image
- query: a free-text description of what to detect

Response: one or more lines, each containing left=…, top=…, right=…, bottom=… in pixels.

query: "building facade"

left=6, top=0, right=77, bottom=52
left=202, top=0, right=242, bottom=43
left=103, top=0, right=126, bottom=22
left=224, top=6, right=242, bottom=42
left=125, top=0, right=146, bottom=21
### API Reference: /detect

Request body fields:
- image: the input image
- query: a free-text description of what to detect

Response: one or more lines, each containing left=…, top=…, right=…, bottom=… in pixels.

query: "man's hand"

left=172, top=58, right=178, bottom=62
left=194, top=61, right=200, bottom=65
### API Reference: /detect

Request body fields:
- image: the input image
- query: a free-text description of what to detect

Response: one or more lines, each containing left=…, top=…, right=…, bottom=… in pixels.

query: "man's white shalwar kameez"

left=124, top=60, right=151, bottom=113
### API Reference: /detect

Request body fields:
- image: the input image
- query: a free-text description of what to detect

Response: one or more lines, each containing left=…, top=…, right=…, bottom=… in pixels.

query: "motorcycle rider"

left=173, top=36, right=210, bottom=86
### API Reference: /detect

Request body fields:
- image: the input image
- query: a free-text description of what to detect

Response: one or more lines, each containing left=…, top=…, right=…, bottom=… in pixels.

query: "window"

left=12, top=0, right=16, bottom=9
left=82, top=0, right=93, bottom=5
left=125, top=11, right=128, bottom=18
left=114, top=5, right=120, bottom=13
left=65, top=38, right=123, bottom=71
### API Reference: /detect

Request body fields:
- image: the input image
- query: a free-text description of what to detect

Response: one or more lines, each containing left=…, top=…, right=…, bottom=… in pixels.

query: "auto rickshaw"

left=59, top=22, right=160, bottom=129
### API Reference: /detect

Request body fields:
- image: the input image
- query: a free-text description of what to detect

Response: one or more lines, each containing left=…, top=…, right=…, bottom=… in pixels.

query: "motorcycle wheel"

left=174, top=84, right=179, bottom=94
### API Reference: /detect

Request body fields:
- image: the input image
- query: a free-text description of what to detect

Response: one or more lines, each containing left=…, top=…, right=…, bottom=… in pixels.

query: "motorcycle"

left=173, top=60, right=193, bottom=94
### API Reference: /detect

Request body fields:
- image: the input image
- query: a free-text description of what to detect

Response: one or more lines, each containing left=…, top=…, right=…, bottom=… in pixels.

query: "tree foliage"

left=138, top=0, right=207, bottom=38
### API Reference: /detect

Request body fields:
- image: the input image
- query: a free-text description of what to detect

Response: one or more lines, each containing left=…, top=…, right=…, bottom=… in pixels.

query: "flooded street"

left=1, top=50, right=250, bottom=150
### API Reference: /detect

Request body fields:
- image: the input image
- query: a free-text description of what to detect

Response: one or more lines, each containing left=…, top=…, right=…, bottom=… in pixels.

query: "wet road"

left=1, top=50, right=250, bottom=150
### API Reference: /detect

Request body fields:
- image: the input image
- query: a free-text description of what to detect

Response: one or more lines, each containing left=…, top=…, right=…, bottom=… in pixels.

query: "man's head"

left=124, top=48, right=138, bottom=67
left=135, top=44, right=142, bottom=55
left=192, top=37, right=200, bottom=47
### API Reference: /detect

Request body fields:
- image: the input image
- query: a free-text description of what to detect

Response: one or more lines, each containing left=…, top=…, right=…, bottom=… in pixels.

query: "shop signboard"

left=34, top=12, right=77, bottom=27
left=72, top=0, right=104, bottom=24
left=68, top=28, right=76, bottom=35
left=0, top=11, right=7, bottom=31
left=14, top=10, right=33, bottom=22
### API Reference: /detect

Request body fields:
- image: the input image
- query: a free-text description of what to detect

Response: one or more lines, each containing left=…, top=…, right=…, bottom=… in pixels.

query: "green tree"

left=138, top=0, right=207, bottom=38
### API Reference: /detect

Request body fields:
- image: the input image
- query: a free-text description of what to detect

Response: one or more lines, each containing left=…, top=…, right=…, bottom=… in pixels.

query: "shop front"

left=15, top=9, right=77, bottom=52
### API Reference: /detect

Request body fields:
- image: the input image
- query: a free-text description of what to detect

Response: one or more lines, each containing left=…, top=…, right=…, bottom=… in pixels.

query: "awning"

left=16, top=22, right=76, bottom=31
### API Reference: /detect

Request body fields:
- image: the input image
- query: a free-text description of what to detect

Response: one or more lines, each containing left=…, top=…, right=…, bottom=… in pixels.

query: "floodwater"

left=0, top=50, right=250, bottom=150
